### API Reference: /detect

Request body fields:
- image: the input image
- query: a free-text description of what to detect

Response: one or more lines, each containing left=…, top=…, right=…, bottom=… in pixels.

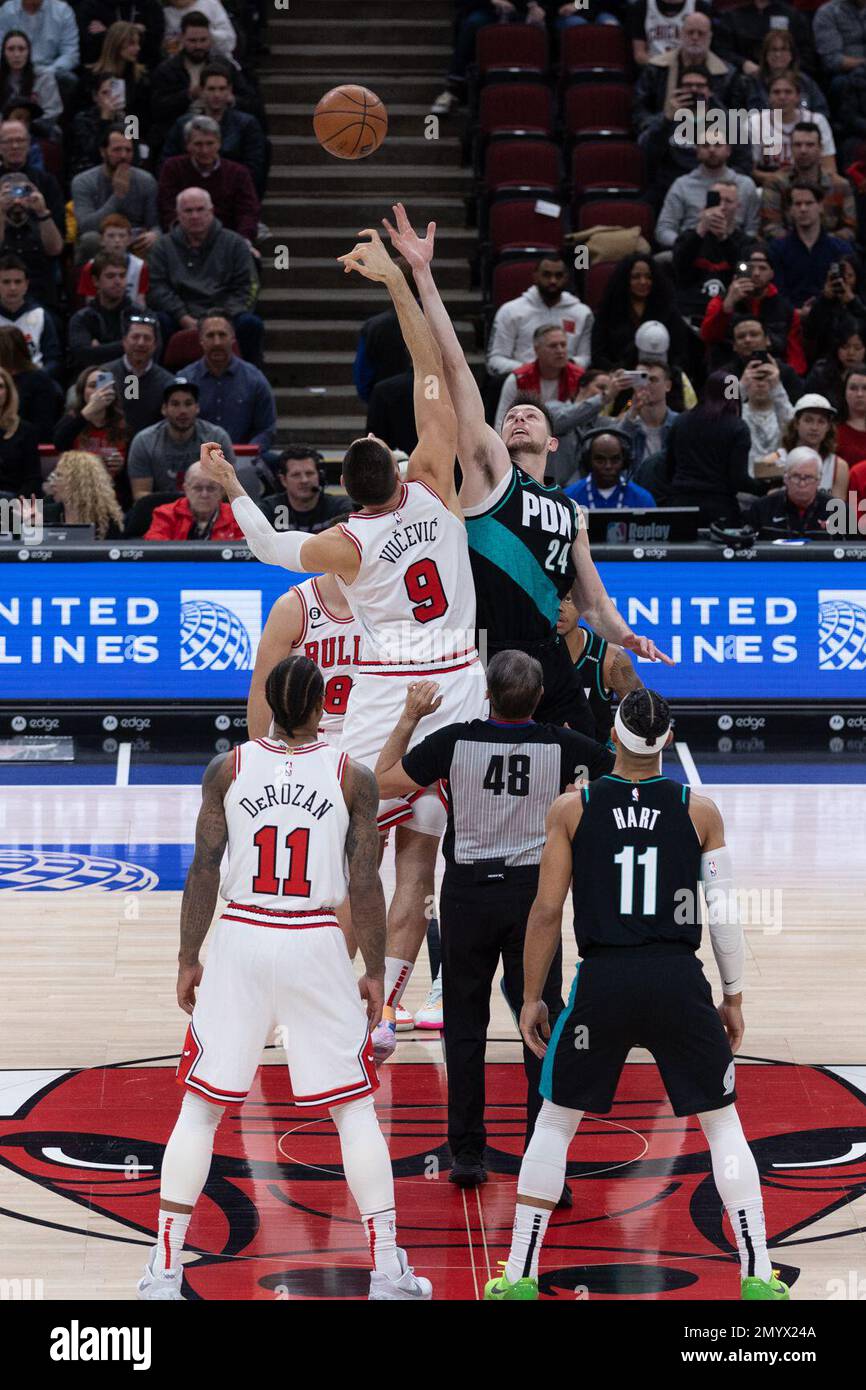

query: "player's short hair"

left=342, top=436, right=396, bottom=506
left=265, top=655, right=324, bottom=737
left=504, top=391, right=555, bottom=434
left=486, top=649, right=544, bottom=721
left=618, top=689, right=671, bottom=750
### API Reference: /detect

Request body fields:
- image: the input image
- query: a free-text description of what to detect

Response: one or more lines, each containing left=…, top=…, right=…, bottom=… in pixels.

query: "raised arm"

left=197, top=444, right=360, bottom=582
left=338, top=228, right=458, bottom=503
left=383, top=203, right=510, bottom=497
left=177, top=753, right=231, bottom=1012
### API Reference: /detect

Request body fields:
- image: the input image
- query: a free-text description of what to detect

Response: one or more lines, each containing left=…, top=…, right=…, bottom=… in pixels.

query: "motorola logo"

left=102, top=716, right=118, bottom=731
left=11, top=715, right=26, bottom=732
left=718, top=715, right=733, bottom=731
left=215, top=715, right=231, bottom=731
left=829, top=715, right=845, bottom=731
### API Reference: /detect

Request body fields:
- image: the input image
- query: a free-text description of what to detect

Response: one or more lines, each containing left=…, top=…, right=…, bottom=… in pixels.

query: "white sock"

left=331, top=1095, right=402, bottom=1279
left=699, top=1104, right=772, bottom=1281
left=504, top=1101, right=582, bottom=1283
left=384, top=956, right=413, bottom=1010
left=154, top=1091, right=224, bottom=1274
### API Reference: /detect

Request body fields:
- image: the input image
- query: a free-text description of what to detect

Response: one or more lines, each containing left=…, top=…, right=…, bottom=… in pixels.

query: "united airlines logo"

left=0, top=849, right=157, bottom=892
left=180, top=590, right=261, bottom=672
left=818, top=591, right=866, bottom=672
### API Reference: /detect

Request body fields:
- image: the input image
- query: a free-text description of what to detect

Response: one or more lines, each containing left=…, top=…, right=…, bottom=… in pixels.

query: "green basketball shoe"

left=484, top=1263, right=539, bottom=1300
left=741, top=1271, right=790, bottom=1300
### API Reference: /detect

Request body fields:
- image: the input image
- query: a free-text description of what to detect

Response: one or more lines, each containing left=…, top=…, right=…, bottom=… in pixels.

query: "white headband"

left=614, top=703, right=671, bottom=756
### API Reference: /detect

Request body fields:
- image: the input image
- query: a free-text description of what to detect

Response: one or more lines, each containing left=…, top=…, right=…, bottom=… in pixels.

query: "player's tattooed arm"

left=343, top=760, right=387, bottom=981
left=606, top=643, right=644, bottom=699
left=570, top=525, right=674, bottom=665
left=178, top=753, right=231, bottom=972
left=247, top=591, right=304, bottom=739
left=521, top=795, right=582, bottom=1059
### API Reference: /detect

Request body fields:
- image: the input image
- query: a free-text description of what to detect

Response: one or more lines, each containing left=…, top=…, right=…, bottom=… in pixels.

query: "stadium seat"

left=475, top=23, right=548, bottom=79
left=164, top=331, right=241, bottom=371
left=561, top=23, right=629, bottom=78
left=571, top=141, right=643, bottom=202
left=583, top=259, right=618, bottom=312
left=564, top=83, right=632, bottom=142
left=483, top=137, right=562, bottom=196
left=123, top=491, right=184, bottom=538
left=488, top=199, right=564, bottom=258
left=477, top=83, right=554, bottom=139
left=37, top=139, right=62, bottom=178
left=577, top=198, right=654, bottom=241
left=490, top=257, right=538, bottom=310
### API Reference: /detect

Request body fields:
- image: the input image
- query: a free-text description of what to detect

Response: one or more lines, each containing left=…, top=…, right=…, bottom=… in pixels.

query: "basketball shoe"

left=138, top=1250, right=184, bottom=1301
left=369, top=1248, right=433, bottom=1300
left=741, top=1272, right=790, bottom=1300
left=484, top=1264, right=538, bottom=1301
left=414, top=973, right=443, bottom=1029
left=395, top=1002, right=415, bottom=1031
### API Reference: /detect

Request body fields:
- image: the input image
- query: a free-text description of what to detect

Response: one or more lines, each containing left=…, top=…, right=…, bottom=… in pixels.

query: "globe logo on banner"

left=180, top=591, right=261, bottom=672
left=818, top=592, right=866, bottom=672
left=0, top=850, right=158, bottom=892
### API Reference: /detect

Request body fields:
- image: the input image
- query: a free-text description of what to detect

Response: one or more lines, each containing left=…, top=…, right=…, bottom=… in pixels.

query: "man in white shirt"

left=486, top=257, right=593, bottom=376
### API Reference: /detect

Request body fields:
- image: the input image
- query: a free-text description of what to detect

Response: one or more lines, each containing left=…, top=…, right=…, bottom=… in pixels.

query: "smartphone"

left=706, top=190, right=721, bottom=209
left=94, top=371, right=115, bottom=392
left=109, top=77, right=125, bottom=105
left=749, top=350, right=771, bottom=366
left=11, top=184, right=30, bottom=199
left=829, top=262, right=842, bottom=279
left=737, top=262, right=750, bottom=275
left=621, top=369, right=650, bottom=387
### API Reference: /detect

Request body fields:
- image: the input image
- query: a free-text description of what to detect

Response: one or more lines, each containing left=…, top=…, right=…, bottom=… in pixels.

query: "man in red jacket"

left=157, top=117, right=260, bottom=248
left=699, top=244, right=806, bottom=373
left=144, top=460, right=245, bottom=541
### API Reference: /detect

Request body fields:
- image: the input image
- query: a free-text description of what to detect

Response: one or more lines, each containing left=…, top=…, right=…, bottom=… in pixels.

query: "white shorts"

left=340, top=651, right=487, bottom=835
left=177, top=903, right=377, bottom=1109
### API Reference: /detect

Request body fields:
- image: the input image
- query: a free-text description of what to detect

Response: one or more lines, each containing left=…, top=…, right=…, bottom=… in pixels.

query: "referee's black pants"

left=439, top=868, right=564, bottom=1163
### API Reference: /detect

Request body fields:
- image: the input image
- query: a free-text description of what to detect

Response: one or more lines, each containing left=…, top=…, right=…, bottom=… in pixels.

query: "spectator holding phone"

left=672, top=179, right=756, bottom=323
left=617, top=362, right=679, bottom=478
left=0, top=169, right=62, bottom=307
left=720, top=315, right=804, bottom=403
left=656, top=137, right=761, bottom=250
left=53, top=364, right=131, bottom=508
left=739, top=349, right=795, bottom=477
left=802, top=256, right=866, bottom=365
left=69, top=72, right=128, bottom=179
left=700, top=244, right=805, bottom=372
left=768, top=182, right=850, bottom=309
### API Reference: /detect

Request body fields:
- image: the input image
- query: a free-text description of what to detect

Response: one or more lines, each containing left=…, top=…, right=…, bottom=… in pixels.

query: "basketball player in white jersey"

left=139, top=654, right=432, bottom=1301
left=248, top=568, right=363, bottom=958
left=199, top=228, right=487, bottom=1058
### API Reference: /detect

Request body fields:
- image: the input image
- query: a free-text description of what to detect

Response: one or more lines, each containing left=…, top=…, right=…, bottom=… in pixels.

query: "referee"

left=375, top=649, right=613, bottom=1188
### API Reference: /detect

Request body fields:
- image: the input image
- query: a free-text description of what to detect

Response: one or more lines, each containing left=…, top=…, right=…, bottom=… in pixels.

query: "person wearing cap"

left=143, top=458, right=245, bottom=542
left=700, top=243, right=805, bottom=374
left=745, top=446, right=832, bottom=537
left=127, top=378, right=236, bottom=500
left=781, top=392, right=850, bottom=497
left=602, top=321, right=697, bottom=415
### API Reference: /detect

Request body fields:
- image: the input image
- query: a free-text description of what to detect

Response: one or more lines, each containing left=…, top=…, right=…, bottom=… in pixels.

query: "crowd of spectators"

left=0, top=0, right=334, bottom=543
left=387, top=0, right=866, bottom=540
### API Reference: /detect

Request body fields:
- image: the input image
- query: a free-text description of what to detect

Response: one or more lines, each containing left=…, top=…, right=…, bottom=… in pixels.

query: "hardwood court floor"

left=1, top=772, right=864, bottom=1300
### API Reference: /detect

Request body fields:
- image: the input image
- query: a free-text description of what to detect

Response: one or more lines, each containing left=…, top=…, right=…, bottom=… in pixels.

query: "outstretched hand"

left=623, top=633, right=675, bottom=666
left=382, top=202, right=435, bottom=273
left=198, top=442, right=243, bottom=501
left=337, top=227, right=399, bottom=284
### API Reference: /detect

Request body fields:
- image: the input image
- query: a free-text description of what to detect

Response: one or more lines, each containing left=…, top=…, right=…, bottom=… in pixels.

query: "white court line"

left=475, top=1187, right=492, bottom=1284
left=675, top=740, right=701, bottom=787
left=461, top=1188, right=480, bottom=1301
left=115, top=743, right=131, bottom=788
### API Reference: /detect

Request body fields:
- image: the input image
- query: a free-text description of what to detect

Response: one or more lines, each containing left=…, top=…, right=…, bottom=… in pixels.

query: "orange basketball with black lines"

left=313, top=84, right=388, bottom=160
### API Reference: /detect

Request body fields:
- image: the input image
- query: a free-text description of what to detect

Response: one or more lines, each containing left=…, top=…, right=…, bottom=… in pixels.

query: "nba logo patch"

left=708, top=859, right=718, bottom=878
left=631, top=786, right=639, bottom=801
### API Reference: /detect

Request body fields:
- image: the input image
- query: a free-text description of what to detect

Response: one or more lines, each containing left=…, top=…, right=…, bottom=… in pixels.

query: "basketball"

left=313, top=84, right=388, bottom=160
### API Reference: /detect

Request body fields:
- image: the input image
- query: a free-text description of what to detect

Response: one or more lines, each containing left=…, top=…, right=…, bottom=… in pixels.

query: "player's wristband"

left=232, top=494, right=312, bottom=571
left=701, top=846, right=745, bottom=996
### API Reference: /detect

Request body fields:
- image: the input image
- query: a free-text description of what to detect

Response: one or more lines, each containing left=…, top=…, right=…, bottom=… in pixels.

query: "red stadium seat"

left=571, top=141, right=643, bottom=199
left=476, top=23, right=548, bottom=77
left=564, top=83, right=632, bottom=141
left=484, top=137, right=562, bottom=194
left=583, top=259, right=618, bottom=312
left=577, top=198, right=654, bottom=241
left=37, top=139, right=62, bottom=178
left=164, top=330, right=240, bottom=371
left=478, top=83, right=554, bottom=138
left=488, top=199, right=563, bottom=257
left=561, top=23, right=629, bottom=76
left=490, top=257, right=538, bottom=309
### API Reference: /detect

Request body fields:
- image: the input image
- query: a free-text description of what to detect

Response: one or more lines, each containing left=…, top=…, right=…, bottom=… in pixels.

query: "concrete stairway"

left=257, top=0, right=480, bottom=452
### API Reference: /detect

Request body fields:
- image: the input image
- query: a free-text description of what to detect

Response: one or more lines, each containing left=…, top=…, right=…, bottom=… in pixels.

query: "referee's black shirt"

left=401, top=718, right=614, bottom=879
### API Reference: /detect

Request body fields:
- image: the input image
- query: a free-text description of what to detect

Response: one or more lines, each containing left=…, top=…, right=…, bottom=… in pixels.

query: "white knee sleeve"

left=518, top=1100, right=583, bottom=1204
left=160, top=1091, right=224, bottom=1208
left=330, top=1094, right=395, bottom=1217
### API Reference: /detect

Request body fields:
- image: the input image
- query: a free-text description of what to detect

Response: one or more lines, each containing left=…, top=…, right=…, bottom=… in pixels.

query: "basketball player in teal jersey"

left=382, top=204, right=673, bottom=732
left=557, top=595, right=644, bottom=745
left=484, top=689, right=790, bottom=1302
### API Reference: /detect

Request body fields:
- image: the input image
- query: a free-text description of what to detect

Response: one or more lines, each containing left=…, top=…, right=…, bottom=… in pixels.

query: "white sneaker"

left=395, top=1002, right=415, bottom=1032
left=414, top=974, right=443, bottom=1030
left=137, top=1248, right=184, bottom=1301
left=371, top=1017, right=397, bottom=1063
left=369, top=1246, right=433, bottom=1300
left=431, top=90, right=458, bottom=115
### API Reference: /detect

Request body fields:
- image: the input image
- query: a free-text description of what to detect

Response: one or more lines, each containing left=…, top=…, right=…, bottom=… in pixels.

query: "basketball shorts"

left=340, top=650, right=487, bottom=836
left=540, top=946, right=736, bottom=1117
left=177, top=904, right=377, bottom=1109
